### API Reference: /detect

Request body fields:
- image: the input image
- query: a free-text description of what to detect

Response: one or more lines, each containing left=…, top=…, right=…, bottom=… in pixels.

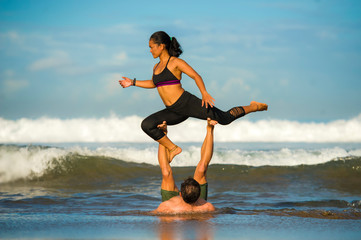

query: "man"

left=152, top=118, right=217, bottom=214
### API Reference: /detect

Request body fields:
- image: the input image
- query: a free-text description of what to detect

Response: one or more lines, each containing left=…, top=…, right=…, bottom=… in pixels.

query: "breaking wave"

left=1, top=143, right=360, bottom=184
left=1, top=114, right=361, bottom=143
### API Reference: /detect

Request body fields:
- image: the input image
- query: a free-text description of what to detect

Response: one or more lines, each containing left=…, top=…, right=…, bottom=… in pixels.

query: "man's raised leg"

left=157, top=121, right=179, bottom=201
left=193, top=118, right=217, bottom=186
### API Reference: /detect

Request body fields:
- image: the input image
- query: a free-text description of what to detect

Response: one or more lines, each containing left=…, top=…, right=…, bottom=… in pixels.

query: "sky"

left=1, top=0, right=360, bottom=122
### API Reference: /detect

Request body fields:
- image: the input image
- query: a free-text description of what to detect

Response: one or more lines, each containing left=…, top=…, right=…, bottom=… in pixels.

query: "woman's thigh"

left=145, top=108, right=188, bottom=127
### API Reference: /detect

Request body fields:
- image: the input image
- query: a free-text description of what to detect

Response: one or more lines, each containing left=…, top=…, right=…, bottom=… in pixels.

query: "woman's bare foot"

left=169, top=145, right=182, bottom=163
left=157, top=121, right=181, bottom=163
left=250, top=101, right=268, bottom=112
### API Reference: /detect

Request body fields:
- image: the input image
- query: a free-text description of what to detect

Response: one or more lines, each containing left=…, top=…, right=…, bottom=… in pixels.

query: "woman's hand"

left=119, top=77, right=132, bottom=88
left=157, top=121, right=168, bottom=134
left=202, top=92, right=215, bottom=108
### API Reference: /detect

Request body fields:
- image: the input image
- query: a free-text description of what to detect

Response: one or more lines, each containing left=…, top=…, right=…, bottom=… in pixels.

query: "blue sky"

left=1, top=0, right=360, bottom=121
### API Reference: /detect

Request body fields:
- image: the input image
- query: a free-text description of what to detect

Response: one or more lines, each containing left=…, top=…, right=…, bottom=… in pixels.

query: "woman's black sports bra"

left=153, top=57, right=181, bottom=87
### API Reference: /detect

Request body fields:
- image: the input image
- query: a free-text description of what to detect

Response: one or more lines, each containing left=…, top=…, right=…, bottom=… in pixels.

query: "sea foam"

left=1, top=114, right=361, bottom=143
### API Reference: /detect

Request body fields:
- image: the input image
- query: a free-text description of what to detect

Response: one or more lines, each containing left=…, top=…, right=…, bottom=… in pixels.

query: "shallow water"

left=2, top=208, right=361, bottom=239
left=1, top=142, right=361, bottom=239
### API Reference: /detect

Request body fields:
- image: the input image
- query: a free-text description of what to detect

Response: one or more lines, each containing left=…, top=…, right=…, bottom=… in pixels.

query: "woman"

left=119, top=31, right=267, bottom=162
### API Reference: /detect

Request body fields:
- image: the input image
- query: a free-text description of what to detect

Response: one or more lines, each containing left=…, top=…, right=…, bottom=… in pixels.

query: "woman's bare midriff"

left=157, top=84, right=185, bottom=106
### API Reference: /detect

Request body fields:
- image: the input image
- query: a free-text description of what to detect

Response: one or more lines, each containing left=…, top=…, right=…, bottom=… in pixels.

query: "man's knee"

left=161, top=167, right=172, bottom=179
left=196, top=164, right=207, bottom=177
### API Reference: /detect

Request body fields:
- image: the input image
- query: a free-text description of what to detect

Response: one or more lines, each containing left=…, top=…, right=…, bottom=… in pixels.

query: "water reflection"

left=156, top=213, right=214, bottom=240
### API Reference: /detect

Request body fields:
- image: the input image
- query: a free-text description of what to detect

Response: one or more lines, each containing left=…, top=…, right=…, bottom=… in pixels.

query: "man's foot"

left=250, top=101, right=268, bottom=112
left=207, top=118, right=218, bottom=129
left=169, top=145, right=182, bottom=163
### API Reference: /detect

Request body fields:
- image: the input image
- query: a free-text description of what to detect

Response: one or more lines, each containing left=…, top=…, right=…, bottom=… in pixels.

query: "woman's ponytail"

left=169, top=37, right=182, bottom=57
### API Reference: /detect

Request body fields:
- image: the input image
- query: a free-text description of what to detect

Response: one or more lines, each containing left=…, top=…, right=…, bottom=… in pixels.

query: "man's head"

left=180, top=177, right=201, bottom=204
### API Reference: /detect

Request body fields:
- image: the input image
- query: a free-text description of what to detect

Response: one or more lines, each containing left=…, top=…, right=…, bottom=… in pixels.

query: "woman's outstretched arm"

left=175, top=59, right=215, bottom=108
left=119, top=76, right=156, bottom=89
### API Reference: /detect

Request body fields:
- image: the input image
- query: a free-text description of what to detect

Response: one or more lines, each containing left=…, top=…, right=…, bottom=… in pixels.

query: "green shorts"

left=161, top=183, right=208, bottom=202
left=199, top=183, right=208, bottom=201
left=161, top=189, right=179, bottom=202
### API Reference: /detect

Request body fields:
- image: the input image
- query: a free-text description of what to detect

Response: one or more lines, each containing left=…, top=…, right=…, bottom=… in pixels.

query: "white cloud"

left=105, top=73, right=121, bottom=95
left=114, top=52, right=127, bottom=62
left=97, top=51, right=128, bottom=66
left=28, top=50, right=71, bottom=71
left=3, top=79, right=28, bottom=93
left=188, top=54, right=225, bottom=63
left=0, top=31, right=23, bottom=45
left=275, top=23, right=310, bottom=31
left=6, top=31, right=21, bottom=41
left=1, top=31, right=42, bottom=54
left=1, top=70, right=29, bottom=95
left=104, top=23, right=141, bottom=35
left=279, top=78, right=289, bottom=87
left=317, top=30, right=337, bottom=40
left=222, top=77, right=251, bottom=93
left=94, top=73, right=122, bottom=101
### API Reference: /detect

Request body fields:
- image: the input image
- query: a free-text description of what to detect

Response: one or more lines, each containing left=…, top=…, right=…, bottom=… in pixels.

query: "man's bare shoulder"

left=152, top=196, right=183, bottom=213
left=193, top=198, right=216, bottom=212
left=153, top=197, right=215, bottom=214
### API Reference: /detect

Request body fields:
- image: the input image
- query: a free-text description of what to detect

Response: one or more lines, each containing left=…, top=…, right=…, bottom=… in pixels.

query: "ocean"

left=1, top=116, right=361, bottom=239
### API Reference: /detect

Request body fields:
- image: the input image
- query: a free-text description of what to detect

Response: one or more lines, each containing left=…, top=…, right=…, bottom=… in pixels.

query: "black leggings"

left=141, top=91, right=245, bottom=141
